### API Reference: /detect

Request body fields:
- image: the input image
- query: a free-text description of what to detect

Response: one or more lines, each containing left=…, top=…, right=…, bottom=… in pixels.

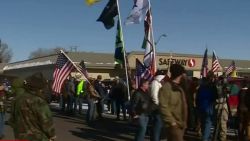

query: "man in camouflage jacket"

left=9, top=73, right=56, bottom=141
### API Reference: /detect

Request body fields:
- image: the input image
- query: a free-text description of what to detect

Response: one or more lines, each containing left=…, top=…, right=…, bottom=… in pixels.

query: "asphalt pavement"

left=3, top=103, right=238, bottom=141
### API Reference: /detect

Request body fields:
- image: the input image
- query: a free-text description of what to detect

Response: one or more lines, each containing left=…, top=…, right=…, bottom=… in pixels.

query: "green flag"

left=97, top=0, right=118, bottom=29
left=114, top=19, right=124, bottom=64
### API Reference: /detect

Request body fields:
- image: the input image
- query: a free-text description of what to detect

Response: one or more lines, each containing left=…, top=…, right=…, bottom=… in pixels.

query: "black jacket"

left=111, top=81, right=128, bottom=101
left=131, top=89, right=153, bottom=116
left=94, top=80, right=106, bottom=98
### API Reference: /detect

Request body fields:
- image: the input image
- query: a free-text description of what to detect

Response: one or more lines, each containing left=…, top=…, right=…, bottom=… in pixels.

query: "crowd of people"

left=0, top=63, right=249, bottom=141
left=55, top=63, right=250, bottom=141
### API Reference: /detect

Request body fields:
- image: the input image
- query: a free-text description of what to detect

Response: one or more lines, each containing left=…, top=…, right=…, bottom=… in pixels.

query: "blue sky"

left=0, top=0, right=250, bottom=62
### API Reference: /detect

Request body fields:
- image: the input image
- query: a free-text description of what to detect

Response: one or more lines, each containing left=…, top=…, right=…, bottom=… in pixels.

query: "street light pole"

left=155, top=34, right=167, bottom=46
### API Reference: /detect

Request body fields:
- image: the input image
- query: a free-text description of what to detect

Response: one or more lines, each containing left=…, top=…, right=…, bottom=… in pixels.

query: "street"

left=3, top=103, right=238, bottom=141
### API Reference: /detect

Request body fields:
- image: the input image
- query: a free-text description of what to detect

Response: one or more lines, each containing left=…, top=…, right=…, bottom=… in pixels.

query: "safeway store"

left=1, top=51, right=250, bottom=81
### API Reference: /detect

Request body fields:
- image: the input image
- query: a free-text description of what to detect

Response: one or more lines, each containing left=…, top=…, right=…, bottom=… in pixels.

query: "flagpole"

left=60, top=50, right=90, bottom=84
left=148, top=0, right=157, bottom=74
left=116, top=0, right=131, bottom=100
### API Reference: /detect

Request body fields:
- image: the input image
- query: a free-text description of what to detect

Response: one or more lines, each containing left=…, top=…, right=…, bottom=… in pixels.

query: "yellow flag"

left=85, top=0, right=100, bottom=6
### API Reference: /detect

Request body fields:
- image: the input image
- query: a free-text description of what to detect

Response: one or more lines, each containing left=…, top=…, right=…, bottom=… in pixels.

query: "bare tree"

left=29, top=47, right=66, bottom=59
left=0, top=41, right=13, bottom=63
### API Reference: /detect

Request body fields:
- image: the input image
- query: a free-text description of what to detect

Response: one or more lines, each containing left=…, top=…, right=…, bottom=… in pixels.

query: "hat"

left=170, top=64, right=186, bottom=79
left=97, top=75, right=102, bottom=80
left=12, top=78, right=24, bottom=89
left=155, top=70, right=166, bottom=76
left=25, top=72, right=47, bottom=90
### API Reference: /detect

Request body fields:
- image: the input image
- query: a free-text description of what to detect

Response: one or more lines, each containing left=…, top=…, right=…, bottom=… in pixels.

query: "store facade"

left=1, top=51, right=249, bottom=81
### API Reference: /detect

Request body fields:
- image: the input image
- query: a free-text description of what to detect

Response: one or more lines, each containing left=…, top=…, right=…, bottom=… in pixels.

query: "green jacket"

left=9, top=90, right=55, bottom=141
left=159, top=82, right=187, bottom=129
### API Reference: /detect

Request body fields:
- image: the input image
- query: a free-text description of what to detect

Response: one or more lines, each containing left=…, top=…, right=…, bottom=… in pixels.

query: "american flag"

left=79, top=60, right=89, bottom=78
left=201, top=48, right=208, bottom=78
left=135, top=58, right=153, bottom=89
left=142, top=9, right=157, bottom=76
left=52, top=53, right=75, bottom=94
left=225, top=61, right=236, bottom=76
left=211, top=50, right=221, bottom=72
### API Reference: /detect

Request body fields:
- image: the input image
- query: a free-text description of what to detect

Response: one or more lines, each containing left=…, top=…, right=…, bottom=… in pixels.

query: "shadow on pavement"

left=71, top=118, right=136, bottom=141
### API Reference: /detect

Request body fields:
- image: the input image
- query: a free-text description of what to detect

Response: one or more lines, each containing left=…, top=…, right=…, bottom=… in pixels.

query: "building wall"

left=4, top=65, right=54, bottom=80
left=76, top=68, right=121, bottom=80
left=3, top=53, right=249, bottom=81
left=127, top=53, right=221, bottom=71
left=4, top=65, right=121, bottom=81
left=128, top=53, right=227, bottom=78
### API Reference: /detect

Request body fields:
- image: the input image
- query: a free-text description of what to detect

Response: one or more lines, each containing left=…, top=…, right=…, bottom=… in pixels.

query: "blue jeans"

left=151, top=113, right=163, bottom=141
left=97, top=99, right=104, bottom=117
left=200, top=111, right=213, bottom=141
left=134, top=114, right=149, bottom=141
left=111, top=99, right=116, bottom=114
left=59, top=94, right=66, bottom=111
left=116, top=99, right=126, bottom=119
left=74, top=96, right=83, bottom=113
left=87, top=99, right=96, bottom=123
left=67, top=94, right=74, bottom=113
left=0, top=112, right=4, bottom=136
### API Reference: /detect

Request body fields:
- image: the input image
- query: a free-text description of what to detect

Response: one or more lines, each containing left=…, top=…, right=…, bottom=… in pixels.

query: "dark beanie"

left=155, top=70, right=166, bottom=76
left=170, top=64, right=186, bottom=79
left=25, top=72, right=47, bottom=90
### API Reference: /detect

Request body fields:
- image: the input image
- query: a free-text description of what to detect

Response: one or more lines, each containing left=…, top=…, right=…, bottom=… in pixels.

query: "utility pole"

left=70, top=46, right=78, bottom=52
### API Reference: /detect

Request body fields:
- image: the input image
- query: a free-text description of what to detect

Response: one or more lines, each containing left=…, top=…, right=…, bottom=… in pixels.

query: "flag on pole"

left=125, top=0, right=149, bottom=25
left=79, top=60, right=89, bottom=78
left=142, top=9, right=156, bottom=75
left=135, top=58, right=153, bottom=89
left=97, top=0, right=118, bottom=29
left=211, top=50, right=221, bottom=73
left=201, top=48, right=208, bottom=78
left=85, top=0, right=101, bottom=6
left=52, top=53, right=75, bottom=93
left=114, top=19, right=125, bottom=65
left=225, top=60, right=236, bottom=76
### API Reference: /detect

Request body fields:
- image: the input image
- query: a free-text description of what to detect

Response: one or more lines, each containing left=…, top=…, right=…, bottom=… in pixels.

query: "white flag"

left=142, top=9, right=156, bottom=75
left=125, top=0, right=149, bottom=25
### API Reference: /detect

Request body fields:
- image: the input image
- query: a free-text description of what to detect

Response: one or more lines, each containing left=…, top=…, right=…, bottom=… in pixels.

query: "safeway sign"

left=187, top=59, right=196, bottom=67
left=159, top=58, right=196, bottom=68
